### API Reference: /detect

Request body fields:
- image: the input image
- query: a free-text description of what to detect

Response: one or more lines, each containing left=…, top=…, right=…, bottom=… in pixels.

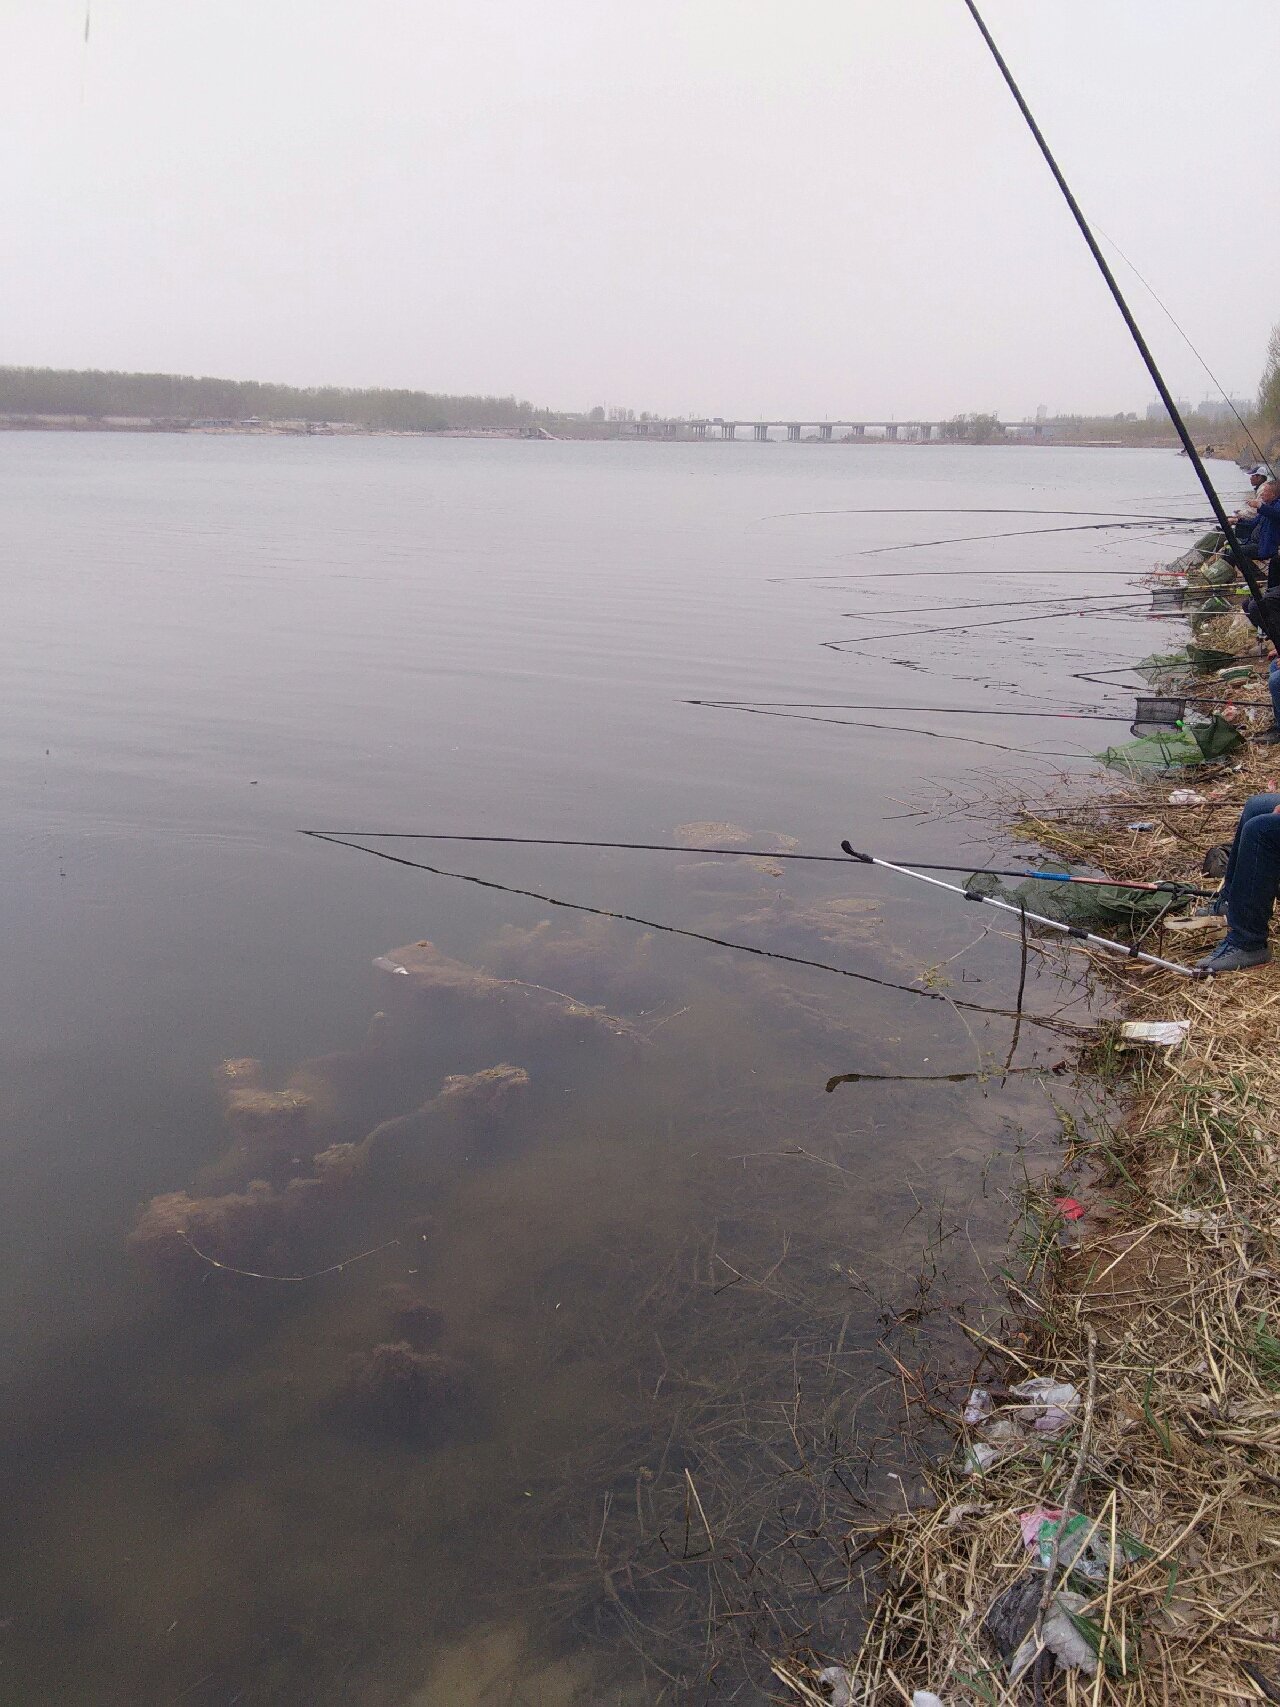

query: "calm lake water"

left=0, top=435, right=1239, bottom=1703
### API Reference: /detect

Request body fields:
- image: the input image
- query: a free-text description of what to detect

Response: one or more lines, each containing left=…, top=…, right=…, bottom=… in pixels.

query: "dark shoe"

left=1193, top=897, right=1226, bottom=918
left=1254, top=727, right=1280, bottom=744
left=1195, top=942, right=1272, bottom=974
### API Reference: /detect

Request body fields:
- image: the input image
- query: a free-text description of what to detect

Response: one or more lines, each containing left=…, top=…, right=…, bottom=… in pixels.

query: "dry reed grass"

left=779, top=662, right=1280, bottom=1704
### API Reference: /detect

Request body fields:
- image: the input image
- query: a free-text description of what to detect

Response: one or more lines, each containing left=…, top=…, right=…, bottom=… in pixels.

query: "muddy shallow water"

left=0, top=436, right=1240, bottom=1702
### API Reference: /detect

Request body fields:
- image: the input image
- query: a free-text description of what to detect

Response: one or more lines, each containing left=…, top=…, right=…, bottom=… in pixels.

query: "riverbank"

left=780, top=554, right=1280, bottom=1703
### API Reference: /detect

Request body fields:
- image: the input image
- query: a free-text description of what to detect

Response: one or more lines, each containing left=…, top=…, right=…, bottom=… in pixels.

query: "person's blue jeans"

left=1219, top=792, right=1280, bottom=951
left=1270, top=659, right=1280, bottom=729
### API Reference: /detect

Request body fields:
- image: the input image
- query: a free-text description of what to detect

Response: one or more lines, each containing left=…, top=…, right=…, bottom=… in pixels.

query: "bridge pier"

left=886, top=424, right=898, bottom=441
left=691, top=422, right=706, bottom=439
left=719, top=423, right=736, bottom=440
left=753, top=423, right=769, bottom=442
left=917, top=423, right=930, bottom=442
left=787, top=423, right=801, bottom=442
left=850, top=424, right=865, bottom=438
left=818, top=423, right=833, bottom=442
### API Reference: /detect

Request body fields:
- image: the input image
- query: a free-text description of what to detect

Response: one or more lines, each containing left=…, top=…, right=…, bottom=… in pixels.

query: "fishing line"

left=690, top=698, right=1124, bottom=722
left=685, top=702, right=1090, bottom=759
left=836, top=589, right=1162, bottom=618
left=1094, top=223, right=1273, bottom=476
left=860, top=518, right=1207, bottom=556
left=756, top=506, right=1193, bottom=524
left=299, top=831, right=1083, bottom=1034
left=771, top=568, right=1186, bottom=582
left=300, top=829, right=1208, bottom=893
left=961, top=0, right=1280, bottom=658
left=821, top=601, right=1149, bottom=649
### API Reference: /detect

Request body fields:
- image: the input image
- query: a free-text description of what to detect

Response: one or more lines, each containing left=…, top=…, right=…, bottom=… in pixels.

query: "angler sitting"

left=1196, top=793, right=1280, bottom=973
left=1229, top=466, right=1270, bottom=546
left=1239, top=480, right=1280, bottom=624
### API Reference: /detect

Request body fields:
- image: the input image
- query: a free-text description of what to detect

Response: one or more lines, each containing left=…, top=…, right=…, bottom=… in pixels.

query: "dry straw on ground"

left=781, top=668, right=1280, bottom=1704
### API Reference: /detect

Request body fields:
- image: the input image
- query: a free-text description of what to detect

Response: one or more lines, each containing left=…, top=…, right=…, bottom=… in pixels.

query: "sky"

left=3, top=0, right=1277, bottom=420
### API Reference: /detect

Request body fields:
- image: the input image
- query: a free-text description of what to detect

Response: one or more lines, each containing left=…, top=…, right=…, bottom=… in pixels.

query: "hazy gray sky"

left=5, top=1, right=1277, bottom=419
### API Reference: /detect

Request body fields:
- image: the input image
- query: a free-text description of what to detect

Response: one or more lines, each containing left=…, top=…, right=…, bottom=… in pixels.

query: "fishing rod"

left=299, top=830, right=1081, bottom=1034
left=771, top=568, right=1191, bottom=581
left=837, top=589, right=1163, bottom=618
left=861, top=517, right=1208, bottom=555
left=840, top=843, right=1198, bottom=978
left=961, top=0, right=1280, bottom=659
left=300, top=829, right=1213, bottom=897
left=821, top=599, right=1148, bottom=649
left=683, top=701, right=1092, bottom=757
left=757, top=506, right=1197, bottom=524
left=690, top=697, right=1128, bottom=722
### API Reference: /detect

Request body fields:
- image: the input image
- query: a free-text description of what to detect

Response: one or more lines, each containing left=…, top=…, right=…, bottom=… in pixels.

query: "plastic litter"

left=1126, top=820, right=1157, bottom=832
left=816, top=1666, right=857, bottom=1707
left=1018, top=1506, right=1063, bottom=1548
left=963, top=1387, right=993, bottom=1425
left=1010, top=1591, right=1098, bottom=1680
left=962, top=1441, right=1003, bottom=1473
left=962, top=1378, right=1080, bottom=1469
left=1055, top=1197, right=1086, bottom=1220
left=372, top=956, right=409, bottom=975
left=1034, top=1512, right=1143, bottom=1584
left=1010, top=1376, right=1081, bottom=1436
left=912, top=1694, right=947, bottom=1707
left=1119, top=1019, right=1191, bottom=1048
left=1168, top=788, right=1207, bottom=805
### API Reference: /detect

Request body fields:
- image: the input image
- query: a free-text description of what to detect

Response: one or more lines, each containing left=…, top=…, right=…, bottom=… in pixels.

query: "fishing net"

left=1187, top=642, right=1249, bottom=672
left=964, top=870, right=1180, bottom=929
left=1093, top=714, right=1243, bottom=773
left=1133, top=649, right=1192, bottom=684
left=1132, top=695, right=1186, bottom=734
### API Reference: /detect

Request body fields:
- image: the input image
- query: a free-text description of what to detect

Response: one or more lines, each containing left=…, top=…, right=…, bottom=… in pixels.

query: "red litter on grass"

left=1055, top=1197, right=1087, bottom=1221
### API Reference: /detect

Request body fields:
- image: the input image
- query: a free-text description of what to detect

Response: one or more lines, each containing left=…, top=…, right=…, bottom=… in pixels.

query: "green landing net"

left=1093, top=713, right=1243, bottom=773
left=964, top=870, right=1180, bottom=929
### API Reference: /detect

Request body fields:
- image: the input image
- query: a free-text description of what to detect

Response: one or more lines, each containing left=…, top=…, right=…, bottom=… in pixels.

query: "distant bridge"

left=617, top=418, right=1040, bottom=442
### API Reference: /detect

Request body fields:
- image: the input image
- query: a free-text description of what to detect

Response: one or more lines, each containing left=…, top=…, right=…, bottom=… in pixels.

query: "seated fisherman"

left=1239, top=481, right=1280, bottom=625
left=1196, top=793, right=1280, bottom=973
left=1230, top=466, right=1269, bottom=544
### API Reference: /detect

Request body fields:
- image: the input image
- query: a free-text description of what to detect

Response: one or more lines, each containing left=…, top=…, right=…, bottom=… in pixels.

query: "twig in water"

left=1002, top=901, right=1031, bottom=1079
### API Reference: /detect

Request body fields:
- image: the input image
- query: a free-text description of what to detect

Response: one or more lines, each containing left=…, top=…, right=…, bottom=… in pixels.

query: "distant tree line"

left=940, top=412, right=1005, bottom=443
left=1259, top=326, right=1280, bottom=431
left=0, top=366, right=552, bottom=431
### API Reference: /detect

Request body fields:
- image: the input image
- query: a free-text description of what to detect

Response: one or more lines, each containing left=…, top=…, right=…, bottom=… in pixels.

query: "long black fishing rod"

left=299, top=828, right=1209, bottom=894
left=861, top=517, right=1207, bottom=555
left=821, top=600, right=1148, bottom=649
left=299, top=831, right=1082, bottom=1034
left=961, top=0, right=1280, bottom=658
